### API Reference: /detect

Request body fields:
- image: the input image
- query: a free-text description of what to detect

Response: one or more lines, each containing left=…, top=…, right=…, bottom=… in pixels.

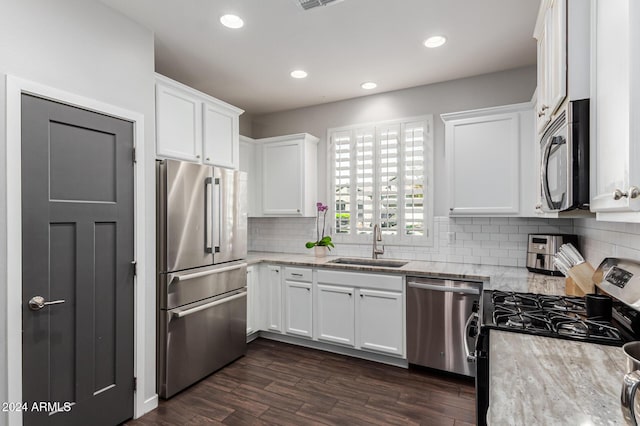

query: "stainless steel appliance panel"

left=539, top=99, right=589, bottom=213
left=159, top=261, right=247, bottom=310
left=213, top=168, right=247, bottom=264
left=158, top=159, right=214, bottom=272
left=158, top=288, right=247, bottom=399
left=407, top=277, right=481, bottom=377
left=526, top=234, right=578, bottom=275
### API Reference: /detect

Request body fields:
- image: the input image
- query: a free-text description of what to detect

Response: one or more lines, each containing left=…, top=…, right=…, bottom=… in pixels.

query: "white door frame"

left=4, top=75, right=156, bottom=425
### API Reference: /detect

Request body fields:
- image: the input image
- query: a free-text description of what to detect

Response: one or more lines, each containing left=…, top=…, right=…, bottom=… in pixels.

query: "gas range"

left=480, top=291, right=628, bottom=345
left=474, top=258, right=640, bottom=426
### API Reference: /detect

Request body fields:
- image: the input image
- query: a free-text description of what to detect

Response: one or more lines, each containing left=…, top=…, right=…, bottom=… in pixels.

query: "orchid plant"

left=305, top=202, right=335, bottom=250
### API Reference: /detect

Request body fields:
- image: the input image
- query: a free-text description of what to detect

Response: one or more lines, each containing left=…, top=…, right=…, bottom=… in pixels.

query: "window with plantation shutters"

left=329, top=115, right=433, bottom=245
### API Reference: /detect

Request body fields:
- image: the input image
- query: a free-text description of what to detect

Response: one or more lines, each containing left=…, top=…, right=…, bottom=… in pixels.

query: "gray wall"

left=0, top=0, right=156, bottom=420
left=251, top=66, right=537, bottom=217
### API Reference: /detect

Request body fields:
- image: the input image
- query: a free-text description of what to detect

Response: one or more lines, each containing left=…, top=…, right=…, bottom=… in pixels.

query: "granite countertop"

left=246, top=251, right=566, bottom=294
left=487, top=330, right=627, bottom=426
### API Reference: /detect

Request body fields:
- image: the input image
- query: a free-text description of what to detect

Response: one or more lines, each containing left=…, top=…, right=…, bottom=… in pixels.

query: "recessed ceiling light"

left=290, top=70, right=308, bottom=79
left=361, top=82, right=377, bottom=90
left=424, top=35, right=447, bottom=48
left=220, top=14, right=244, bottom=29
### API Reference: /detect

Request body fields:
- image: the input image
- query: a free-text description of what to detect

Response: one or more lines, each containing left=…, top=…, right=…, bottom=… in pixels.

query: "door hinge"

left=133, top=377, right=137, bottom=391
left=131, top=261, right=137, bottom=277
left=132, top=147, right=137, bottom=163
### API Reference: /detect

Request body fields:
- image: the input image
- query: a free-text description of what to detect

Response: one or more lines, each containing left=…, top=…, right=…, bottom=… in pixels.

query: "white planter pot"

left=314, top=246, right=328, bottom=258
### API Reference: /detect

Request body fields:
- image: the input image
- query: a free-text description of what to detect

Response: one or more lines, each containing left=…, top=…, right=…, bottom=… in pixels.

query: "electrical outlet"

left=447, top=232, right=456, bottom=244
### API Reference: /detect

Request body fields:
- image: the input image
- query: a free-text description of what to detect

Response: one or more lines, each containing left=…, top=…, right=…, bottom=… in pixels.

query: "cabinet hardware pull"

left=614, top=189, right=627, bottom=200
left=629, top=186, right=640, bottom=199
left=196, top=154, right=201, bottom=159
left=541, top=104, right=549, bottom=111
left=292, top=273, right=303, bottom=277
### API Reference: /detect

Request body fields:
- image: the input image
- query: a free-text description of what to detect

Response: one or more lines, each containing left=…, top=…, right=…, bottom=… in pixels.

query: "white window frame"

left=327, top=115, right=434, bottom=247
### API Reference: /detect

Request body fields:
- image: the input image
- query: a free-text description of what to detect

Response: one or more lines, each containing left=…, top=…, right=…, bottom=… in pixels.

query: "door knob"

left=28, top=296, right=65, bottom=311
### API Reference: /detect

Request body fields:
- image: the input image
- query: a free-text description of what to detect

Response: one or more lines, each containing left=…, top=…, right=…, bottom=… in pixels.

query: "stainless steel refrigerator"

left=156, top=159, right=248, bottom=399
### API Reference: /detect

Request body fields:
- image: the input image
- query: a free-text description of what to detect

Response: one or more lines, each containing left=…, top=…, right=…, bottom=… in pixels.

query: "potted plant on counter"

left=305, top=202, right=334, bottom=257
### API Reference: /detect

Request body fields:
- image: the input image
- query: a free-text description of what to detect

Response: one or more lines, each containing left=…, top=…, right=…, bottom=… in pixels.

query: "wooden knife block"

left=565, top=277, right=586, bottom=296
left=565, top=262, right=596, bottom=295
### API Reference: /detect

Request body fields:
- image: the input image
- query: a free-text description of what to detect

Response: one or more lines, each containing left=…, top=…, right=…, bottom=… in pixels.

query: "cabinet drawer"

left=284, top=267, right=312, bottom=282
left=317, top=270, right=402, bottom=291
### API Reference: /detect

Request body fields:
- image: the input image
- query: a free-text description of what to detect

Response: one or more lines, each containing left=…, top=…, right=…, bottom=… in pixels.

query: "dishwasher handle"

left=408, top=281, right=480, bottom=295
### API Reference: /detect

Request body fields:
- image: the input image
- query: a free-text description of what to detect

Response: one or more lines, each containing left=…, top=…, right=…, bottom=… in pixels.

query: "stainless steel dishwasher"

left=406, top=276, right=482, bottom=377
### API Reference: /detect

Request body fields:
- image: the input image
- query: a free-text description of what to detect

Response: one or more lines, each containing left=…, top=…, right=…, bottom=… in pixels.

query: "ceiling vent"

left=296, top=0, right=344, bottom=10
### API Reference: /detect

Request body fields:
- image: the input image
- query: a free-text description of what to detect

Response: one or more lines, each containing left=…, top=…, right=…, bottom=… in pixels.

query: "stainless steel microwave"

left=539, top=99, right=590, bottom=212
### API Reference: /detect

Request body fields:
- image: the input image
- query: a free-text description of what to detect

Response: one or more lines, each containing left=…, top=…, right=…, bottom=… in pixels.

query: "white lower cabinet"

left=266, top=265, right=282, bottom=332
left=316, top=284, right=355, bottom=346
left=316, top=270, right=405, bottom=357
left=357, top=289, right=403, bottom=356
left=255, top=265, right=406, bottom=359
left=285, top=280, right=313, bottom=338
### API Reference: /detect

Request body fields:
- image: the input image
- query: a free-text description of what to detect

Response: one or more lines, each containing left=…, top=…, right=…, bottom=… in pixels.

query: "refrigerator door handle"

left=204, top=177, right=213, bottom=253
left=167, top=262, right=248, bottom=284
left=170, top=290, right=247, bottom=319
left=213, top=177, right=221, bottom=253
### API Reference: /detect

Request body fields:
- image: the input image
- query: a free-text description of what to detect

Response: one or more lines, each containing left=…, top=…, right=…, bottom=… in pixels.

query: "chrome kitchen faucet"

left=372, top=224, right=384, bottom=259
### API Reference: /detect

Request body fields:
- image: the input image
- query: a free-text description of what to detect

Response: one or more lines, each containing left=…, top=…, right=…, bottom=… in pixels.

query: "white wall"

left=251, top=66, right=537, bottom=217
left=0, top=0, right=157, bottom=421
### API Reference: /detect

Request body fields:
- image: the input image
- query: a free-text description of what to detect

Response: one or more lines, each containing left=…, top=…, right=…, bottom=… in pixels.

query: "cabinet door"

left=591, top=0, right=640, bottom=216
left=547, top=0, right=567, bottom=115
left=285, top=281, right=313, bottom=338
left=263, top=141, right=303, bottom=215
left=156, top=83, right=202, bottom=162
left=266, top=265, right=282, bottom=332
left=536, top=15, right=551, bottom=134
left=246, top=266, right=256, bottom=335
left=446, top=113, right=520, bottom=215
left=357, top=289, right=403, bottom=356
left=203, top=101, right=238, bottom=169
left=316, top=284, right=355, bottom=346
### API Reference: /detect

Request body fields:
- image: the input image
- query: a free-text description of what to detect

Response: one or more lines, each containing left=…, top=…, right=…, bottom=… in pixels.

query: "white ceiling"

left=102, top=0, right=541, bottom=115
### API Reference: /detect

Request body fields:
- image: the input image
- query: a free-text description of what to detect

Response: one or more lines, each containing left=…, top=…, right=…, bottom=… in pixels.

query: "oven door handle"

left=464, top=311, right=479, bottom=362
left=170, top=290, right=247, bottom=319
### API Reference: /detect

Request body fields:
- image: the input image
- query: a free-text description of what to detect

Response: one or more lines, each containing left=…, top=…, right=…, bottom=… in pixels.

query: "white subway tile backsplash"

left=249, top=215, right=640, bottom=269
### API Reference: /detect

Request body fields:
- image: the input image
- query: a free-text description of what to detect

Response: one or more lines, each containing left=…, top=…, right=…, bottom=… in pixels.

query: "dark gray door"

left=21, top=94, right=135, bottom=426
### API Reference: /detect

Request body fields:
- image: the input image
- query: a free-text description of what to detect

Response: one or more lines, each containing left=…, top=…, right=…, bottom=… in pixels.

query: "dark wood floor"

left=125, top=338, right=476, bottom=425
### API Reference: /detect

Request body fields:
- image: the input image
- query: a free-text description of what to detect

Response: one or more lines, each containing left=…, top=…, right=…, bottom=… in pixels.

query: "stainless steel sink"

left=328, top=258, right=408, bottom=268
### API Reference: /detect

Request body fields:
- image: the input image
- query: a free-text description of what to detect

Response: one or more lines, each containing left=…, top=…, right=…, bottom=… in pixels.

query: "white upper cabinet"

left=156, top=81, right=202, bottom=162
left=442, top=102, right=535, bottom=216
left=534, top=0, right=567, bottom=134
left=155, top=73, right=243, bottom=169
left=534, top=0, right=590, bottom=134
left=202, top=100, right=239, bottom=169
left=590, top=0, right=640, bottom=221
left=261, top=133, right=318, bottom=217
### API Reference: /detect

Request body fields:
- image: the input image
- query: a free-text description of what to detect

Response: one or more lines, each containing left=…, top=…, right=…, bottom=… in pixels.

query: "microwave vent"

left=296, top=0, right=344, bottom=10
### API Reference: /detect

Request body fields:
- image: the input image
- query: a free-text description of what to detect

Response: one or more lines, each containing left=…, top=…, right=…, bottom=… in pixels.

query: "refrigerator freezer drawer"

left=159, top=261, right=247, bottom=310
left=158, top=289, right=247, bottom=399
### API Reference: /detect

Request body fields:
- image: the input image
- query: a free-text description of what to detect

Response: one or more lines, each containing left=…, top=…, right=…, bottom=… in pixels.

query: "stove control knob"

left=472, top=300, right=479, bottom=313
